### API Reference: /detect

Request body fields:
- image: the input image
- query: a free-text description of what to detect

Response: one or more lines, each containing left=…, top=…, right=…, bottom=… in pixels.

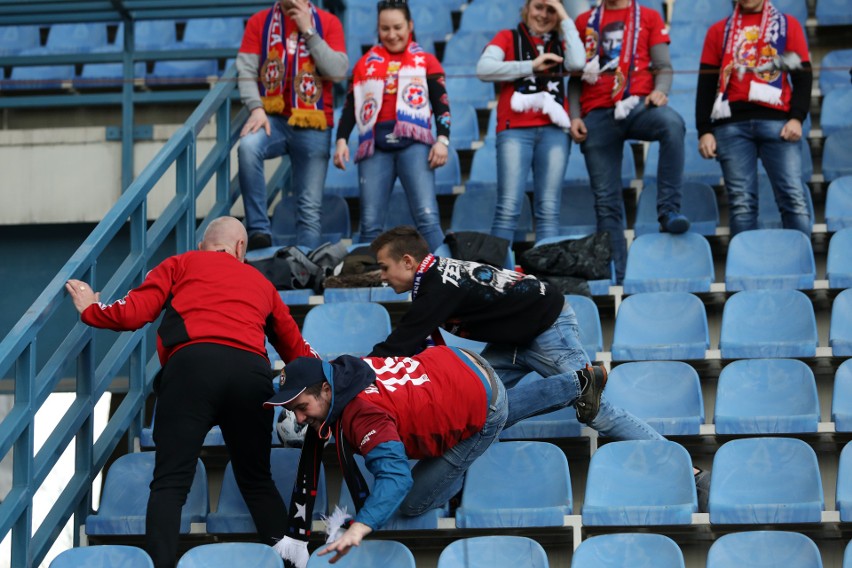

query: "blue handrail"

left=0, top=62, right=289, bottom=567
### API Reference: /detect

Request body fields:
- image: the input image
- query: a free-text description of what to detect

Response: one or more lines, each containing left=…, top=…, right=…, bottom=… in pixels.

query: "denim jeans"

left=399, top=366, right=508, bottom=515
left=237, top=116, right=331, bottom=249
left=358, top=142, right=445, bottom=251
left=481, top=301, right=663, bottom=441
left=713, top=120, right=812, bottom=236
left=492, top=126, right=571, bottom=242
left=581, top=104, right=686, bottom=282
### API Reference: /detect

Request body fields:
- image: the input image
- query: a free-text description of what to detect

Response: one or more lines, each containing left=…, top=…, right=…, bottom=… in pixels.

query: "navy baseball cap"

left=265, top=357, right=333, bottom=407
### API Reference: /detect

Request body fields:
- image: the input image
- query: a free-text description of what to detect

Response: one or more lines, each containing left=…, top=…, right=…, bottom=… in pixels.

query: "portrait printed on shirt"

left=600, top=20, right=625, bottom=67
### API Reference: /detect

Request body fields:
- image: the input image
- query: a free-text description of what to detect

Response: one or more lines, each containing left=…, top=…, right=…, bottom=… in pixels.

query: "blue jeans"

left=713, top=120, right=812, bottom=236
left=358, top=142, right=445, bottom=251
left=581, top=104, right=686, bottom=282
left=492, top=126, right=571, bottom=242
left=237, top=116, right=330, bottom=249
left=481, top=301, right=663, bottom=441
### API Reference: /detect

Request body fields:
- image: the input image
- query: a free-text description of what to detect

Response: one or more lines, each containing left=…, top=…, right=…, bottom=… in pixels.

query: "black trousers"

left=145, top=343, right=287, bottom=568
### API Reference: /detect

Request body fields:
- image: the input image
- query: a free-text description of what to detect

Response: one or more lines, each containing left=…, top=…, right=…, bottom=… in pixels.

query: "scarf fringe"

left=614, top=95, right=640, bottom=120
left=748, top=80, right=783, bottom=107
left=711, top=92, right=731, bottom=120
left=322, top=505, right=352, bottom=544
left=262, top=96, right=286, bottom=115
left=510, top=91, right=571, bottom=129
left=288, top=109, right=328, bottom=130
left=582, top=55, right=601, bottom=84
left=273, top=535, right=310, bottom=568
left=393, top=120, right=435, bottom=145
left=355, top=138, right=375, bottom=162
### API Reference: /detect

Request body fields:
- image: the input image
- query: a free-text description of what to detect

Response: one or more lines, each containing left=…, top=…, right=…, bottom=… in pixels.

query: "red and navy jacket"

left=81, top=250, right=316, bottom=365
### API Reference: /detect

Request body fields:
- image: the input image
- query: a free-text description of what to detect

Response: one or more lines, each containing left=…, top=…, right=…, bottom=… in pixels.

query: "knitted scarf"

left=258, top=1, right=328, bottom=129
left=509, top=22, right=570, bottom=129
left=581, top=0, right=642, bottom=119
left=352, top=41, right=435, bottom=162
left=711, top=0, right=789, bottom=120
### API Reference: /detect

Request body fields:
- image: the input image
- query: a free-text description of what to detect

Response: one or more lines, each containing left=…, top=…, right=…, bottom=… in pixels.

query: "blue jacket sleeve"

left=353, top=441, right=413, bottom=529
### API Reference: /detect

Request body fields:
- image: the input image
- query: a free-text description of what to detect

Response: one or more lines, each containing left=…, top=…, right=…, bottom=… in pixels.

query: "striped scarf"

left=509, top=22, right=570, bottom=128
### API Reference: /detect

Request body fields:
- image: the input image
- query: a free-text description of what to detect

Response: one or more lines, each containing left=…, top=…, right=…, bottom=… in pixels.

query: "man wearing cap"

left=266, top=346, right=607, bottom=566
left=66, top=216, right=318, bottom=568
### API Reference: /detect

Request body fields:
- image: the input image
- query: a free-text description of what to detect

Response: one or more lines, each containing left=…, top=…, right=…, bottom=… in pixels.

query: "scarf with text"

left=258, top=1, right=327, bottom=129
left=712, top=0, right=788, bottom=120
left=352, top=41, right=435, bottom=162
left=510, top=22, right=570, bottom=128
left=582, top=0, right=642, bottom=119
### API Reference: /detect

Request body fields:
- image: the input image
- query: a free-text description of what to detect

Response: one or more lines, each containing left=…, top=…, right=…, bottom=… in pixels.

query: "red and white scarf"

left=712, top=0, right=789, bottom=120
left=581, top=0, right=642, bottom=120
left=352, top=41, right=435, bottom=162
left=258, top=1, right=327, bottom=129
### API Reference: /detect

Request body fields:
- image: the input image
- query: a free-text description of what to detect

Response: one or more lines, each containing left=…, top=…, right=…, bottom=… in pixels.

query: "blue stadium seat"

left=499, top=372, right=583, bottom=439
left=409, top=4, right=453, bottom=48
left=337, top=454, right=448, bottom=530
left=668, top=26, right=708, bottom=68
left=611, top=292, right=709, bottom=361
left=323, top=140, right=360, bottom=198
left=322, top=288, right=371, bottom=303
left=823, top=130, right=852, bottom=182
left=448, top=103, right=480, bottom=149
left=147, top=59, right=219, bottom=85
left=435, top=145, right=462, bottom=194
left=833, top=359, right=852, bottom=431
left=207, top=448, right=326, bottom=534
left=572, top=533, right=685, bottom=568
left=820, top=50, right=852, bottom=95
left=719, top=289, right=817, bottom=358
left=466, top=140, right=498, bottom=192
left=177, top=543, right=283, bottom=568
left=531, top=235, right=617, bottom=296
left=77, top=56, right=147, bottom=89
left=432, top=242, right=515, bottom=271
left=774, top=0, right=810, bottom=24
left=667, top=92, right=697, bottom=129
left=825, top=176, right=852, bottom=232
left=714, top=358, right=819, bottom=434
left=86, top=452, right=207, bottom=535
left=839, top=442, right=852, bottom=521
left=449, top=187, right=533, bottom=242
left=725, top=229, right=816, bottom=291
left=582, top=440, right=697, bottom=525
left=831, top=288, right=852, bottom=356
left=437, top=536, right=549, bottom=568
left=444, top=65, right=496, bottom=109
left=301, top=302, right=391, bottom=359
left=557, top=185, right=598, bottom=236
left=670, top=56, right=702, bottom=94
left=455, top=441, right=572, bottom=528
left=271, top=194, right=351, bottom=245
left=49, top=545, right=154, bottom=568
left=134, top=20, right=179, bottom=49
left=0, top=25, right=41, bottom=56
left=458, top=0, right=524, bottom=33
left=604, top=361, right=704, bottom=435
left=7, top=48, right=74, bottom=90
left=706, top=531, right=822, bottom=568
left=816, top=0, right=852, bottom=25
left=670, top=0, right=733, bottom=27
left=441, top=31, right=493, bottom=68
left=566, top=294, right=604, bottom=355
left=307, top=540, right=415, bottom=568
left=45, top=23, right=109, bottom=52
left=623, top=233, right=715, bottom=293
left=756, top=173, right=815, bottom=230
left=847, top=540, right=852, bottom=568
left=383, top=188, right=416, bottom=229
left=563, top=142, right=635, bottom=189
left=181, top=17, right=245, bottom=49
left=708, top=437, right=823, bottom=524
left=821, top=89, right=852, bottom=137
left=637, top=0, right=667, bottom=16
left=645, top=137, right=723, bottom=186
left=634, top=181, right=719, bottom=237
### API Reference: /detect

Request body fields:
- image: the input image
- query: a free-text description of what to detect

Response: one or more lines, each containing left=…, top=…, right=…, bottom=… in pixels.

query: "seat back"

left=177, top=543, right=283, bottom=568
left=271, top=194, right=351, bottom=245
left=725, top=229, right=815, bottom=291
left=572, top=533, right=685, bottom=568
left=444, top=65, right=496, bottom=109
left=45, top=23, right=109, bottom=52
left=634, top=182, right=719, bottom=237
left=565, top=294, right=604, bottom=355
left=605, top=361, right=704, bottom=435
left=499, top=372, right=584, bottom=439
left=456, top=441, right=572, bottom=528
left=720, top=289, right=817, bottom=358
left=306, top=540, right=415, bottom=567
left=823, top=130, right=852, bottom=183
left=582, top=440, right=697, bottom=525
left=839, top=442, right=852, bottom=522
left=0, top=25, right=41, bottom=56
left=301, top=302, right=391, bottom=359
left=181, top=17, right=245, bottom=48
left=437, top=536, right=549, bottom=568
left=707, top=531, right=822, bottom=568
left=817, top=89, right=852, bottom=137
left=714, top=358, right=819, bottom=434
left=826, top=177, right=852, bottom=232
left=49, top=545, right=154, bottom=568
left=817, top=0, right=852, bottom=25
left=831, top=288, right=852, bottom=356
left=709, top=437, right=824, bottom=524
left=458, top=0, right=524, bottom=33
left=645, top=137, right=722, bottom=186
left=624, top=232, right=715, bottom=293
left=670, top=0, right=732, bottom=27
left=448, top=102, right=480, bottom=149
left=558, top=185, right=598, bottom=236
left=612, top=292, right=709, bottom=361
left=820, top=49, right=852, bottom=95
left=441, top=31, right=493, bottom=68
left=833, top=360, right=852, bottom=432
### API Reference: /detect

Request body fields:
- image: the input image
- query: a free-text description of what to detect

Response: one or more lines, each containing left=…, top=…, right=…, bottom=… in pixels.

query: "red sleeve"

left=487, top=29, right=514, bottom=56
left=81, top=257, right=177, bottom=331
left=343, top=397, right=402, bottom=455
left=267, top=291, right=319, bottom=362
left=319, top=10, right=346, bottom=54
left=700, top=20, right=726, bottom=66
left=425, top=52, right=444, bottom=76
left=645, top=8, right=669, bottom=47
left=239, top=11, right=265, bottom=55
left=784, top=15, right=810, bottom=63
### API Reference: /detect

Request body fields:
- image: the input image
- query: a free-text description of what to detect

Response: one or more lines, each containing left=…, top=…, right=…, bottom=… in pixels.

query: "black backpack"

left=247, top=246, right=324, bottom=292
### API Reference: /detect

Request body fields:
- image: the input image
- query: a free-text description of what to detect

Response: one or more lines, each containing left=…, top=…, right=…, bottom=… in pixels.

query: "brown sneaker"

left=575, top=364, right=608, bottom=424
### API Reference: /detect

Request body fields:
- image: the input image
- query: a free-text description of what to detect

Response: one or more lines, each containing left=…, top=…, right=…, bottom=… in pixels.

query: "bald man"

left=67, top=216, right=318, bottom=568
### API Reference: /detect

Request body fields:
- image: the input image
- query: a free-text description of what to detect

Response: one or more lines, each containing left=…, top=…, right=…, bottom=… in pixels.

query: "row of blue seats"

left=50, top=532, right=852, bottom=568
left=85, top=438, right=852, bottom=538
